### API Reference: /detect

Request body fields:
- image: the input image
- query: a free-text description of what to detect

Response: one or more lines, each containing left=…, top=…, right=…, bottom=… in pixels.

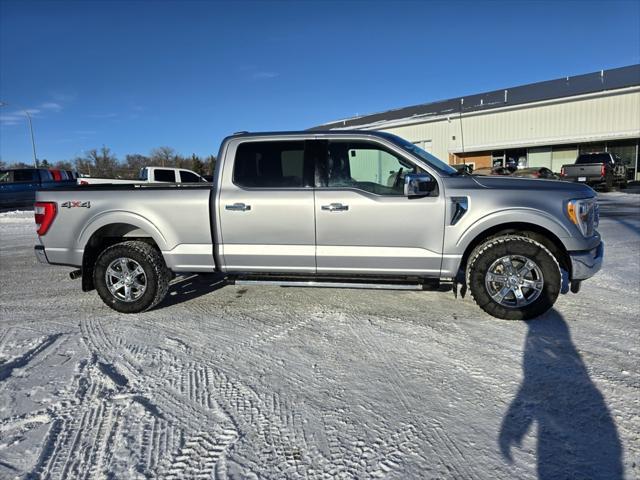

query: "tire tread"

left=466, top=234, right=561, bottom=320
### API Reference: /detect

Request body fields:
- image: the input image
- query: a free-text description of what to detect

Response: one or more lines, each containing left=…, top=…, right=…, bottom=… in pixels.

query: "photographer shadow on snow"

left=499, top=309, right=623, bottom=479
left=158, top=273, right=228, bottom=308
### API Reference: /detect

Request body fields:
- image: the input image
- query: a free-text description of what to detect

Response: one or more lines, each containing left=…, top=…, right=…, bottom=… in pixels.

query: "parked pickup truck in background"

left=561, top=152, right=628, bottom=190
left=0, top=168, right=70, bottom=208
left=78, top=166, right=208, bottom=185
left=34, top=131, right=603, bottom=320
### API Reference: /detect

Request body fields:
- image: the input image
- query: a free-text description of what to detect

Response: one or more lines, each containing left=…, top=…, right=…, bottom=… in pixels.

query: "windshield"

left=138, top=167, right=148, bottom=181
left=379, top=132, right=457, bottom=175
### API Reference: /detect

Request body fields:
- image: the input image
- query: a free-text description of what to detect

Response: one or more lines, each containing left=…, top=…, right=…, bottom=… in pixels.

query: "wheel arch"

left=80, top=220, right=164, bottom=292
left=459, top=222, right=572, bottom=279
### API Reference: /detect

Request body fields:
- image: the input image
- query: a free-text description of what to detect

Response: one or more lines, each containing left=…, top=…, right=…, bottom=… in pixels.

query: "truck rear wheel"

left=94, top=240, right=171, bottom=313
left=466, top=235, right=561, bottom=320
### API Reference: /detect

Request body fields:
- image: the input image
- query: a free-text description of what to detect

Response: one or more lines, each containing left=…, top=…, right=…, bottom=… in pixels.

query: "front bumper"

left=34, top=245, right=49, bottom=264
left=570, top=240, right=604, bottom=280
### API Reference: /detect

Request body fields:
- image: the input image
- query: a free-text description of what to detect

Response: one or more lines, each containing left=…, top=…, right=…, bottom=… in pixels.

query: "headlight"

left=566, top=198, right=598, bottom=237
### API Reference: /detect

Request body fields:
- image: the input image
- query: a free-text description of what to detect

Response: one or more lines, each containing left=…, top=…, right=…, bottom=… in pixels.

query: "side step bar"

left=234, top=279, right=425, bottom=291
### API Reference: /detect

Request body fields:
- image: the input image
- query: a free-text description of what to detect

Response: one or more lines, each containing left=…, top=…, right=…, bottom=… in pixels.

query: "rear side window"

left=13, top=170, right=36, bottom=182
left=234, top=141, right=305, bottom=188
left=154, top=169, right=176, bottom=182
left=39, top=170, right=54, bottom=181
left=180, top=170, right=201, bottom=183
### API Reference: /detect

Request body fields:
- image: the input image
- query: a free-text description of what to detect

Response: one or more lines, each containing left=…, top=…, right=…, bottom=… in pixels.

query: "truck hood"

left=471, top=175, right=595, bottom=197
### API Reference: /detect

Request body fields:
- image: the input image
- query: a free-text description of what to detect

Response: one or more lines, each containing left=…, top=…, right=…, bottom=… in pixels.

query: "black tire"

left=94, top=240, right=171, bottom=313
left=466, top=235, right=561, bottom=320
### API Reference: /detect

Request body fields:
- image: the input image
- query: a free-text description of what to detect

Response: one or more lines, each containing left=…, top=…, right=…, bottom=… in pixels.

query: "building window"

left=606, top=139, right=639, bottom=180
left=579, top=143, right=606, bottom=155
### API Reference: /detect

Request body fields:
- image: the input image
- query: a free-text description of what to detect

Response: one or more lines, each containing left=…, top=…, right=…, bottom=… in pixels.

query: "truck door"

left=313, top=139, right=446, bottom=276
left=217, top=139, right=316, bottom=273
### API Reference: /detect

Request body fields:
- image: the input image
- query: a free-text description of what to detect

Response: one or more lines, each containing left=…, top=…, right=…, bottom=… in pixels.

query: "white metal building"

left=314, top=65, right=640, bottom=179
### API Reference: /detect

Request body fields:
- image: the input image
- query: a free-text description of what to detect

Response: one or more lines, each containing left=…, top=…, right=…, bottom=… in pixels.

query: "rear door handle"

left=321, top=203, right=349, bottom=212
left=225, top=202, right=251, bottom=211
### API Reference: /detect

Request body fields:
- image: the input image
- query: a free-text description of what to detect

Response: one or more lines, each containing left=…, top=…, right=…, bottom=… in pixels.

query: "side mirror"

left=404, top=173, right=437, bottom=197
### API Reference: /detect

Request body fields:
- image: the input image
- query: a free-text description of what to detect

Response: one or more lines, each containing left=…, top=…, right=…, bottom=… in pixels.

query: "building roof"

left=311, top=64, right=640, bottom=130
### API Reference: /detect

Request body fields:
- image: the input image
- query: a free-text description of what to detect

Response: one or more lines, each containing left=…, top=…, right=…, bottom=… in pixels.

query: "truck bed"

left=35, top=185, right=216, bottom=272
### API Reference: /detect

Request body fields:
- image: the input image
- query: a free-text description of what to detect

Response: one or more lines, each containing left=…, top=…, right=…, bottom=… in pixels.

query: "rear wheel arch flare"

left=81, top=223, right=161, bottom=292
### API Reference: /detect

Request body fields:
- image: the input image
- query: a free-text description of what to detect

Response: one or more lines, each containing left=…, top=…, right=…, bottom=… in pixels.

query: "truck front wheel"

left=466, top=235, right=561, bottom=320
left=94, top=240, right=171, bottom=313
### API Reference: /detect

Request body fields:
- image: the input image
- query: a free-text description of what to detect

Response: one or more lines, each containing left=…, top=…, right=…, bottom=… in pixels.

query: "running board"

left=233, top=279, right=425, bottom=291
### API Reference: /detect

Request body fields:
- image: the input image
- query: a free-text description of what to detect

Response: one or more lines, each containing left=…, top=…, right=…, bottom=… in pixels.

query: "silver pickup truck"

left=34, top=131, right=603, bottom=320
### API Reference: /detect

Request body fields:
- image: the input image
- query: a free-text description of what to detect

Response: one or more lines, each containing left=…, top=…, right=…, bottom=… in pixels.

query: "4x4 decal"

left=61, top=201, right=91, bottom=208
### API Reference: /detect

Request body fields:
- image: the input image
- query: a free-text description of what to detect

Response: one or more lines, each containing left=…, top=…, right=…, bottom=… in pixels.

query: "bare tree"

left=1, top=147, right=218, bottom=178
left=126, top=153, right=151, bottom=175
left=74, top=147, right=119, bottom=177
left=4, top=161, right=31, bottom=169
left=74, top=156, right=93, bottom=176
left=53, top=160, right=73, bottom=170
left=150, top=146, right=176, bottom=167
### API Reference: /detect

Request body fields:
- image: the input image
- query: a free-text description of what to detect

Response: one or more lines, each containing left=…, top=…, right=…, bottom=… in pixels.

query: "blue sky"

left=1, top=0, right=639, bottom=164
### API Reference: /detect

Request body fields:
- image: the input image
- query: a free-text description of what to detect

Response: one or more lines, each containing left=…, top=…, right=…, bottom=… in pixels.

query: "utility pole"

left=0, top=101, right=39, bottom=167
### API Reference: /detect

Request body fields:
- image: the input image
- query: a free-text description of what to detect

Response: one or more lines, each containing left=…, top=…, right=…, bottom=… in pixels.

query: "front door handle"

left=225, top=202, right=251, bottom=212
left=321, top=203, right=349, bottom=212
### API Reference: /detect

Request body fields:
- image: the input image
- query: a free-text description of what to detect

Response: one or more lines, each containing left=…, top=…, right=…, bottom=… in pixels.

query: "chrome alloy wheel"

left=484, top=255, right=544, bottom=308
left=105, top=257, right=147, bottom=302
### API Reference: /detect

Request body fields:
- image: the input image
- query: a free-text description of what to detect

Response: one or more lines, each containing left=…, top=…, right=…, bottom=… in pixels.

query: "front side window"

left=234, top=141, right=305, bottom=188
left=377, top=132, right=457, bottom=175
left=154, top=169, right=176, bottom=182
left=324, top=141, right=422, bottom=196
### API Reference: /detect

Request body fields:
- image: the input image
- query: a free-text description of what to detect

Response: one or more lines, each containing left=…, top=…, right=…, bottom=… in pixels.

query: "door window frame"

left=231, top=139, right=315, bottom=191
left=313, top=138, right=440, bottom=198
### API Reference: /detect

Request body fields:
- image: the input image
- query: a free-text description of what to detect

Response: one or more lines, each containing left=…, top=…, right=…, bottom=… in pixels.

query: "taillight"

left=560, top=167, right=565, bottom=177
left=600, top=164, right=606, bottom=177
left=80, top=180, right=89, bottom=185
left=34, top=202, right=57, bottom=235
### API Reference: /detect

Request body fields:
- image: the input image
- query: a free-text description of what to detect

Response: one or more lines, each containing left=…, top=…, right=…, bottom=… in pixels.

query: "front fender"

left=453, top=208, right=574, bottom=254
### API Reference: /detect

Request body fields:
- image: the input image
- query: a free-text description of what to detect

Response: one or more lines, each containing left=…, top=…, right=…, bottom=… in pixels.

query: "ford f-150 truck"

left=34, top=131, right=603, bottom=320
left=561, top=152, right=628, bottom=190
left=78, top=166, right=208, bottom=185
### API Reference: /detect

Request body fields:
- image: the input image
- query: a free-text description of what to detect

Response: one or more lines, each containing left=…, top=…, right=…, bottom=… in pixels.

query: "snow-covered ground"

left=0, top=192, right=638, bottom=479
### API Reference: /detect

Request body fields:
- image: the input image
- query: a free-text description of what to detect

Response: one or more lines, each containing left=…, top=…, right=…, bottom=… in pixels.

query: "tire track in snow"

left=0, top=333, right=62, bottom=382
left=80, top=318, right=243, bottom=479
left=342, top=310, right=475, bottom=480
